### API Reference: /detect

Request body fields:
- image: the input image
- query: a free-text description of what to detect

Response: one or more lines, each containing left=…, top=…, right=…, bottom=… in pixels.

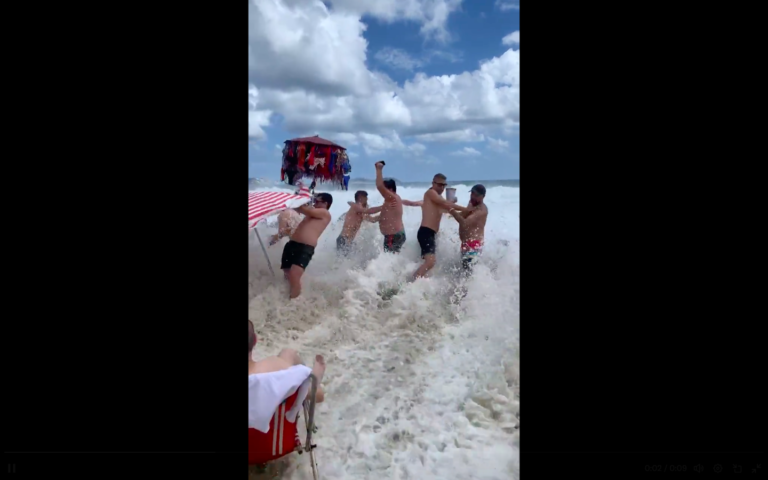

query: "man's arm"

left=402, top=199, right=423, bottom=207
left=375, top=162, right=397, bottom=202
left=297, top=204, right=330, bottom=220
left=426, top=189, right=470, bottom=212
left=450, top=207, right=486, bottom=228
left=460, top=201, right=473, bottom=218
left=449, top=208, right=468, bottom=226
left=347, top=202, right=383, bottom=214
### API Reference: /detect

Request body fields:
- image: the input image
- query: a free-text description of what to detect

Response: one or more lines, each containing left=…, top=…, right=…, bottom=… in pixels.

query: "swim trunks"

left=336, top=235, right=352, bottom=255
left=461, top=239, right=484, bottom=272
left=417, top=226, right=437, bottom=257
left=281, top=240, right=315, bottom=270
left=383, top=231, right=406, bottom=253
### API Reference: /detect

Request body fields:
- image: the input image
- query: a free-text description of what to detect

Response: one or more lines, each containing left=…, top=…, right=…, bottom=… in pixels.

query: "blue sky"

left=248, top=0, right=519, bottom=182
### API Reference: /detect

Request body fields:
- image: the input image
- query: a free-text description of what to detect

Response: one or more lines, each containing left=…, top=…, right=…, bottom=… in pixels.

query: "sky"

left=248, top=0, right=519, bottom=182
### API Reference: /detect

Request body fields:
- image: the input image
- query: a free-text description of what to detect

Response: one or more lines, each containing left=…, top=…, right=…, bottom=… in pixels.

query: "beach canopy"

left=249, top=185, right=312, bottom=276
left=286, top=135, right=345, bottom=149
left=248, top=186, right=311, bottom=229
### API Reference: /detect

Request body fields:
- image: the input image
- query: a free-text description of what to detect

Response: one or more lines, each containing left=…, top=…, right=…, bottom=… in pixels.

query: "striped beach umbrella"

left=249, top=184, right=312, bottom=276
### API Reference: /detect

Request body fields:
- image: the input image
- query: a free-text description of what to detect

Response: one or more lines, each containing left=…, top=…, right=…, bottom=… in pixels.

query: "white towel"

left=248, top=365, right=312, bottom=433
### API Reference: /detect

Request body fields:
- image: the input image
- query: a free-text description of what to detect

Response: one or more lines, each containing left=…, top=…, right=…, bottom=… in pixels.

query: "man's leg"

left=288, top=264, right=304, bottom=299
left=277, top=348, right=303, bottom=366
left=311, top=355, right=326, bottom=403
left=413, top=253, right=436, bottom=280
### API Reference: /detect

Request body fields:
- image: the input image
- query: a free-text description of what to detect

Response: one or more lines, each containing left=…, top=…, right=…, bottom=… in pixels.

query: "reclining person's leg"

left=277, top=348, right=303, bottom=366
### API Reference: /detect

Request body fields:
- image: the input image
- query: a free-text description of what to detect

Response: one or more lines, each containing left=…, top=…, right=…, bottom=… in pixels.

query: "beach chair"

left=248, top=374, right=320, bottom=480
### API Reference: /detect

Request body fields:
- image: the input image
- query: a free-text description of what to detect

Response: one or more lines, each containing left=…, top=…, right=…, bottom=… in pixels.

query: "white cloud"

left=487, top=136, right=510, bottom=152
left=329, top=0, right=463, bottom=43
left=249, top=0, right=519, bottom=153
left=426, top=49, right=463, bottom=63
left=502, top=30, right=520, bottom=47
left=248, top=86, right=272, bottom=140
left=332, top=133, right=360, bottom=146
left=450, top=147, right=481, bottom=156
left=375, top=47, right=424, bottom=71
left=495, top=0, right=520, bottom=11
left=415, top=129, right=485, bottom=143
left=248, top=0, right=371, bottom=96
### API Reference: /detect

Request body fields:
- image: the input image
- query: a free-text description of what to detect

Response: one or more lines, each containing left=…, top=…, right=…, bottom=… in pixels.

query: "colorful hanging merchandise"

left=279, top=135, right=350, bottom=189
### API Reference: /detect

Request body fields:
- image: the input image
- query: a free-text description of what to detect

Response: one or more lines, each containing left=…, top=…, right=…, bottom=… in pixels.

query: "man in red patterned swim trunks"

left=449, top=184, right=488, bottom=275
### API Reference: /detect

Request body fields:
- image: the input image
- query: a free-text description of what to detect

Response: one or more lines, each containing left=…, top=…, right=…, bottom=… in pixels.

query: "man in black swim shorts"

left=416, top=225, right=437, bottom=257
left=281, top=239, right=316, bottom=271
left=412, top=173, right=470, bottom=280
left=281, top=193, right=333, bottom=299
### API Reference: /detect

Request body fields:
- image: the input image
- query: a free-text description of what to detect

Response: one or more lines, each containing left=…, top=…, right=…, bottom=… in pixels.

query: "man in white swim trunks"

left=249, top=320, right=326, bottom=403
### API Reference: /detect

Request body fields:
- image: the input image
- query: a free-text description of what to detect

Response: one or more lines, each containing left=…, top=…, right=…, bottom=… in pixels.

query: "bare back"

left=341, top=207, right=366, bottom=240
left=459, top=203, right=488, bottom=243
left=291, top=214, right=331, bottom=247
left=378, top=195, right=404, bottom=235
left=420, top=189, right=447, bottom=232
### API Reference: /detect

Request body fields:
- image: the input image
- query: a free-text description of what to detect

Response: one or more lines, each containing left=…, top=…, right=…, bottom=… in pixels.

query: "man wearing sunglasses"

left=413, top=174, right=471, bottom=280
left=280, top=192, right=333, bottom=299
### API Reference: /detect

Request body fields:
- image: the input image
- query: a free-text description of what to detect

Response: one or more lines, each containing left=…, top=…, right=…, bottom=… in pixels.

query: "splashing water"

left=249, top=184, right=520, bottom=480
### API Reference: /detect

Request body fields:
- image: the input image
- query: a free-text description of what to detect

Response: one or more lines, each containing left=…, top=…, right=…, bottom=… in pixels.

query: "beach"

left=248, top=181, right=520, bottom=480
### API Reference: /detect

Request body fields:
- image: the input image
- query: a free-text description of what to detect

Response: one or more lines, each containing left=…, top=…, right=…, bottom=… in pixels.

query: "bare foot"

left=311, top=355, right=326, bottom=384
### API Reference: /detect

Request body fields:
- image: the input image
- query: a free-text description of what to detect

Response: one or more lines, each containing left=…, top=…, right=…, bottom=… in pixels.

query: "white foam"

left=249, top=184, right=519, bottom=479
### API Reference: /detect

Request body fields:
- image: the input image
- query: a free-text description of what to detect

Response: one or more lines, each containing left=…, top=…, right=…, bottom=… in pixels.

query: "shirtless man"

left=336, top=190, right=379, bottom=255
left=449, top=184, right=488, bottom=274
left=248, top=320, right=325, bottom=403
left=281, top=193, right=333, bottom=299
left=348, top=161, right=422, bottom=253
left=413, top=173, right=471, bottom=280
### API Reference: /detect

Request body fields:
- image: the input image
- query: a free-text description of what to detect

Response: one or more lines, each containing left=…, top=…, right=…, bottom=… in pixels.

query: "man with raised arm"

left=280, top=193, right=333, bottom=299
left=348, top=161, right=421, bottom=253
left=449, top=184, right=489, bottom=275
left=412, top=173, right=471, bottom=280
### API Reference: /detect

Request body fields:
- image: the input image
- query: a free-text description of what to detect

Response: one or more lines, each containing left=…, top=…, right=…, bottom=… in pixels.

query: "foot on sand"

left=311, top=355, right=326, bottom=384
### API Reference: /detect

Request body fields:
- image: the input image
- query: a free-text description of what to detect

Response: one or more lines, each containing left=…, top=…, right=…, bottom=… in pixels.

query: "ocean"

left=248, top=181, right=520, bottom=480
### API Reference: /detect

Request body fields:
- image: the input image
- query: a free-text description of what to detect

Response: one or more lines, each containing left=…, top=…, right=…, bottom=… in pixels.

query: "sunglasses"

left=433, top=181, right=448, bottom=187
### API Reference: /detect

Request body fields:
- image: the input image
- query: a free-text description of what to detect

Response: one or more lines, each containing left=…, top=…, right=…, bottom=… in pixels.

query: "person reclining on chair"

left=249, top=320, right=326, bottom=404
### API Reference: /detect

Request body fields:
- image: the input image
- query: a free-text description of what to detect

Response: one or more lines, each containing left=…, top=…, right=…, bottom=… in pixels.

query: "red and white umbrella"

left=248, top=184, right=312, bottom=229
left=249, top=184, right=312, bottom=276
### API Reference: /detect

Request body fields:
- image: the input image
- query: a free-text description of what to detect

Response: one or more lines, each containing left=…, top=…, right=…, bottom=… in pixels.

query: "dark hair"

left=354, top=190, right=368, bottom=202
left=315, top=192, right=333, bottom=208
left=434, top=173, right=447, bottom=182
left=383, top=179, right=396, bottom=192
left=248, top=320, right=256, bottom=353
